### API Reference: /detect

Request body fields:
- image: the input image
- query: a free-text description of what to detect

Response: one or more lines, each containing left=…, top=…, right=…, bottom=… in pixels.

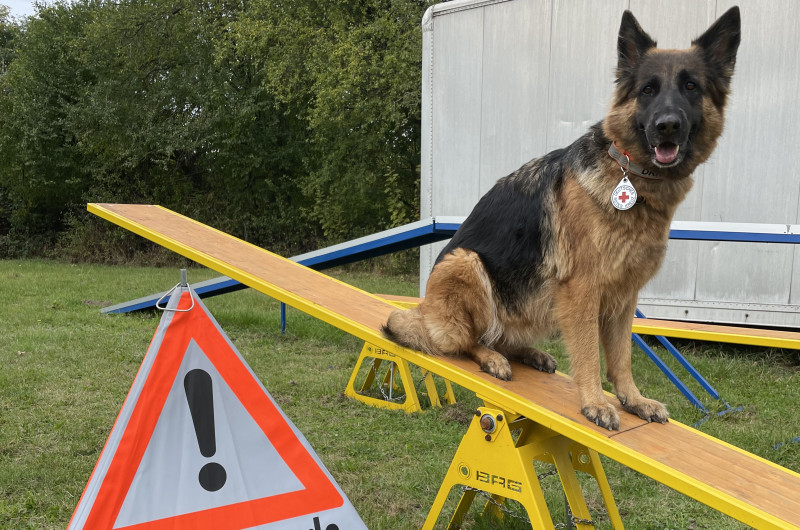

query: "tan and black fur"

left=382, top=8, right=741, bottom=430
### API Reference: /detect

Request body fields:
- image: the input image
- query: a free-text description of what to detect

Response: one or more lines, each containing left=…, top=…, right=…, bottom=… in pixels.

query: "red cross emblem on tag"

left=611, top=176, right=637, bottom=211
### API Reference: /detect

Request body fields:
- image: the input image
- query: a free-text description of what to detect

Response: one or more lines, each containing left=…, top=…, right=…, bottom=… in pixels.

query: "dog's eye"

left=642, top=85, right=654, bottom=96
left=685, top=81, right=697, bottom=91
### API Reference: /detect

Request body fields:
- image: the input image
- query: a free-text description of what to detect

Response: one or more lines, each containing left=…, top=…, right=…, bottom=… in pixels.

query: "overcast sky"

left=2, top=0, right=36, bottom=18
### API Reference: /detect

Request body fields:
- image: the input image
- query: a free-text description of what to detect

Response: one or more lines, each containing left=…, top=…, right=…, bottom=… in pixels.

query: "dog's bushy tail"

left=381, top=307, right=439, bottom=355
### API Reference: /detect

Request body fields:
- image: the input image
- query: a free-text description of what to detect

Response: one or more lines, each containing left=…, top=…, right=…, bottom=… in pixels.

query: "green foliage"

left=0, top=0, right=429, bottom=260
left=226, top=0, right=428, bottom=240
left=0, top=7, right=19, bottom=251
left=0, top=2, right=95, bottom=251
left=0, top=5, right=17, bottom=74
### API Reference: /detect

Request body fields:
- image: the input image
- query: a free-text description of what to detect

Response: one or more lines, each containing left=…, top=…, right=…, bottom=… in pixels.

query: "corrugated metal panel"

left=477, top=0, right=551, bottom=190
left=420, top=0, right=800, bottom=327
left=429, top=6, right=484, bottom=215
left=420, top=2, right=489, bottom=285
left=545, top=0, right=624, bottom=152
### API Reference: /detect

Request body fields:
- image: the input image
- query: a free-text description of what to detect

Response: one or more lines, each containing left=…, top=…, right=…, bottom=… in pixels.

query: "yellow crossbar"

left=89, top=203, right=800, bottom=529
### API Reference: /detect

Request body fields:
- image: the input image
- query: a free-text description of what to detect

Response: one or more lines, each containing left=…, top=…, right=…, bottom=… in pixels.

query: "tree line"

left=0, top=0, right=430, bottom=261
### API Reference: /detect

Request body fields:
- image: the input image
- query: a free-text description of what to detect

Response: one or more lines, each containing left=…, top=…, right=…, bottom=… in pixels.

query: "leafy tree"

left=0, top=5, right=19, bottom=242
left=0, top=5, right=18, bottom=75
left=0, top=0, right=430, bottom=260
left=0, top=2, right=96, bottom=254
left=234, top=0, right=429, bottom=240
left=70, top=0, right=313, bottom=252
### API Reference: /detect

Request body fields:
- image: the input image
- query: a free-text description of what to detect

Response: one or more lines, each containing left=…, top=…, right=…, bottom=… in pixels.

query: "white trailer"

left=419, top=0, right=800, bottom=328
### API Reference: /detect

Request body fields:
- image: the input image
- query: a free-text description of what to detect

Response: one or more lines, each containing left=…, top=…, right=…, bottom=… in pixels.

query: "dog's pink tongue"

left=655, top=143, right=679, bottom=164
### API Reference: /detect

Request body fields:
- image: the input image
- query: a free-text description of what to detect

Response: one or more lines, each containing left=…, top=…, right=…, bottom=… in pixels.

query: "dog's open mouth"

left=653, top=142, right=680, bottom=165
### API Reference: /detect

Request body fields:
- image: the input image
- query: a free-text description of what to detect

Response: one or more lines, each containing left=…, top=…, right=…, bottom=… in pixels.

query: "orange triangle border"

left=79, top=292, right=343, bottom=529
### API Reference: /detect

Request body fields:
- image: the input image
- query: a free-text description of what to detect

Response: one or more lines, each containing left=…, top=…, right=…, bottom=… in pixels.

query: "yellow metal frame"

left=345, top=342, right=456, bottom=412
left=88, top=204, right=800, bottom=530
left=424, top=401, right=623, bottom=529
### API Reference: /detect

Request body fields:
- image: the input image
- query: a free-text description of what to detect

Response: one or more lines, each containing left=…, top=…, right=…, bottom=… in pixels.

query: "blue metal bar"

left=297, top=225, right=446, bottom=268
left=432, top=220, right=463, bottom=233
left=669, top=229, right=800, bottom=244
left=101, top=276, right=247, bottom=314
left=631, top=334, right=708, bottom=412
left=635, top=309, right=720, bottom=400
left=104, top=219, right=459, bottom=315
left=654, top=335, right=720, bottom=400
left=773, top=436, right=800, bottom=451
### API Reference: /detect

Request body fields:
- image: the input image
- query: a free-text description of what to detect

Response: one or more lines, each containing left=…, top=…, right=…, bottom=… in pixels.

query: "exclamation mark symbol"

left=184, top=369, right=227, bottom=492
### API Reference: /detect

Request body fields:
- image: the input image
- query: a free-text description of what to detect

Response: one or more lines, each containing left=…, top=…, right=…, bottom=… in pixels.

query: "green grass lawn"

left=1, top=259, right=798, bottom=529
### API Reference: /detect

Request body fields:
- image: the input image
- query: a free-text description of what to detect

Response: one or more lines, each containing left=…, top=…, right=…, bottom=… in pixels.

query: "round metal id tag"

left=611, top=176, right=637, bottom=210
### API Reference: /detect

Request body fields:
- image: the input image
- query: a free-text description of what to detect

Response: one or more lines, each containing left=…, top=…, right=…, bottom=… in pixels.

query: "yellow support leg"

left=421, top=368, right=456, bottom=408
left=424, top=404, right=553, bottom=529
left=344, top=342, right=456, bottom=412
left=572, top=448, right=625, bottom=529
left=448, top=486, right=478, bottom=528
left=423, top=402, right=623, bottom=529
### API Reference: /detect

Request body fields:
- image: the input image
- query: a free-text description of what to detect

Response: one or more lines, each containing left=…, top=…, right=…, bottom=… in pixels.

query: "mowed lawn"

left=1, top=259, right=798, bottom=529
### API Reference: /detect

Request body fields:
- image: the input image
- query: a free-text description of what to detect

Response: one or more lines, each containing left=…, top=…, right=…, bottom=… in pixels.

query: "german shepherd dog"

left=383, top=8, right=741, bottom=430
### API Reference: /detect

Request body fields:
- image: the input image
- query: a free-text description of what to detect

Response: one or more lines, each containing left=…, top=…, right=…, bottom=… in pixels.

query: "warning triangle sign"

left=69, top=285, right=366, bottom=530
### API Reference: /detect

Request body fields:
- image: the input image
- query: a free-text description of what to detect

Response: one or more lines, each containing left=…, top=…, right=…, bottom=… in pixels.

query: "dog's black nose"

left=656, top=115, right=681, bottom=136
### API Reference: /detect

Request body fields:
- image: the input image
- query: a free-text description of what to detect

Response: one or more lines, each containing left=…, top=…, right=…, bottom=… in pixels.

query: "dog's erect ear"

left=693, top=6, right=741, bottom=107
left=616, top=10, right=656, bottom=74
left=693, top=6, right=741, bottom=80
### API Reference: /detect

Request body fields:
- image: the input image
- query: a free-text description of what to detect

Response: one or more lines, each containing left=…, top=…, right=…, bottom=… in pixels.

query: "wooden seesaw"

left=89, top=203, right=800, bottom=529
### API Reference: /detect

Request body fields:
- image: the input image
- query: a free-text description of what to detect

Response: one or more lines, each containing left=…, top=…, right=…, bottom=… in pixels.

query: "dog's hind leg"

left=466, top=344, right=513, bottom=381
left=404, top=248, right=513, bottom=380
left=495, top=339, right=557, bottom=374
left=394, top=248, right=511, bottom=381
left=600, top=296, right=669, bottom=424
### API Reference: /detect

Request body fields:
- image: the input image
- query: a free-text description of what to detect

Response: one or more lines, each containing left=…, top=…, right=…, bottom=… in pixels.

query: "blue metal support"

left=669, top=229, right=800, bottom=243
left=103, top=217, right=461, bottom=315
left=631, top=334, right=708, bottom=412
left=635, top=309, right=720, bottom=401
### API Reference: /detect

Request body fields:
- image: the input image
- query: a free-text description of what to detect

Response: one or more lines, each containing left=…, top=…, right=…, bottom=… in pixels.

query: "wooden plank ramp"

left=632, top=318, right=800, bottom=350
left=89, top=203, right=800, bottom=530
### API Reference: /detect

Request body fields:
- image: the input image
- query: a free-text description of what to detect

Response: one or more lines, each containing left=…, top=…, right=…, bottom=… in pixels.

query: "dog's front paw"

left=581, top=402, right=620, bottom=431
left=622, top=396, right=669, bottom=424
left=482, top=356, right=513, bottom=381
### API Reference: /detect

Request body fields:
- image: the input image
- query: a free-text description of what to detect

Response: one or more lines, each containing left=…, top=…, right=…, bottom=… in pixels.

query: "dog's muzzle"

left=646, top=110, right=690, bottom=167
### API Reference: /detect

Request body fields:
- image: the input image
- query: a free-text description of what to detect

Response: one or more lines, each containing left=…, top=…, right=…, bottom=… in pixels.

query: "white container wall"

left=419, top=0, right=800, bottom=327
